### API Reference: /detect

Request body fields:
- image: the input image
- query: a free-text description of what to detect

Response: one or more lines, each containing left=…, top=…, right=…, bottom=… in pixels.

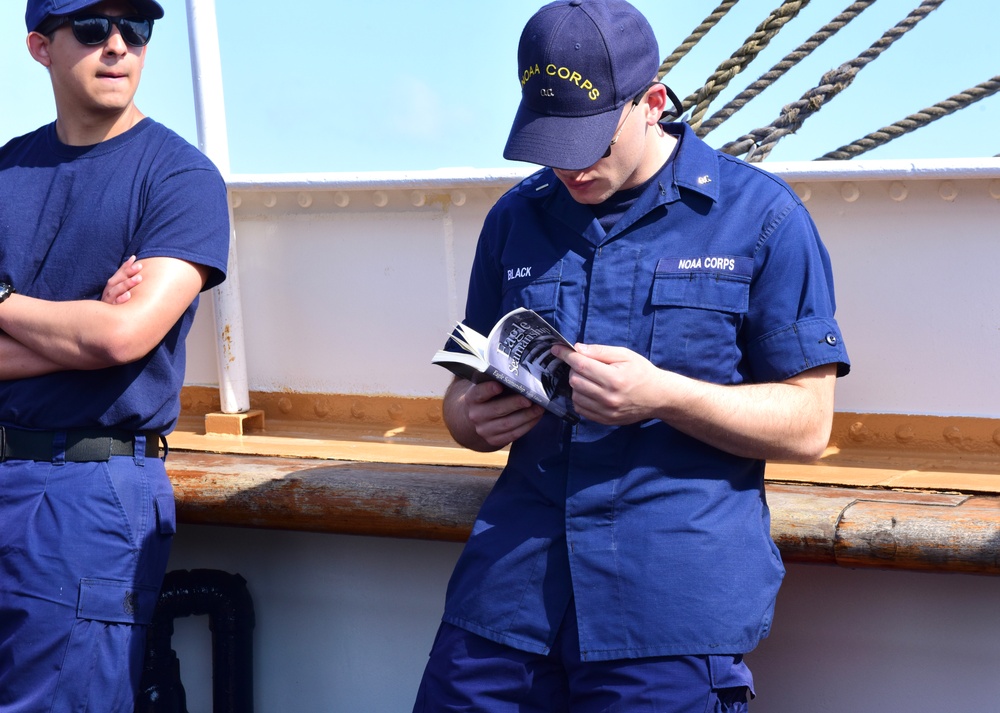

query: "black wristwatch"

left=0, top=282, right=15, bottom=304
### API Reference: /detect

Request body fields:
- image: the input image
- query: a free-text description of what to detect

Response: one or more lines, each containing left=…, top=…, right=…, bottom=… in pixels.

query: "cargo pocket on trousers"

left=78, top=577, right=159, bottom=626
left=51, top=579, right=160, bottom=711
left=709, top=654, right=755, bottom=713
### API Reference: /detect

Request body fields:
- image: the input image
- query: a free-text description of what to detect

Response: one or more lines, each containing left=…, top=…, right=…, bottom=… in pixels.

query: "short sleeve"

left=130, top=162, right=230, bottom=292
left=463, top=203, right=507, bottom=336
left=743, top=203, right=850, bottom=381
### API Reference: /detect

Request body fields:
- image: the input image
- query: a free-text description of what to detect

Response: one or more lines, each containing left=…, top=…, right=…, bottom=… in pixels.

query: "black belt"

left=0, top=427, right=164, bottom=463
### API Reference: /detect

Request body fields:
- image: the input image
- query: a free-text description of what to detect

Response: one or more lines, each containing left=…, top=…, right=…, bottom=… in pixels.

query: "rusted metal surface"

left=168, top=451, right=496, bottom=541
left=167, top=451, right=1000, bottom=575
left=766, top=485, right=969, bottom=566
left=834, top=496, right=1000, bottom=573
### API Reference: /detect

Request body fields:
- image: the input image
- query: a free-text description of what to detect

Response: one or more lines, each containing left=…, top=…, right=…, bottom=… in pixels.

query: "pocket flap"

left=77, top=578, right=159, bottom=625
left=501, top=260, right=562, bottom=315
left=155, top=493, right=177, bottom=536
left=709, top=653, right=755, bottom=694
left=651, top=272, right=749, bottom=313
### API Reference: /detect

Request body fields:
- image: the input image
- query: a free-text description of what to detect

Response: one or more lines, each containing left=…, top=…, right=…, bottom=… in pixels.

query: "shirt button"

left=825, top=333, right=839, bottom=346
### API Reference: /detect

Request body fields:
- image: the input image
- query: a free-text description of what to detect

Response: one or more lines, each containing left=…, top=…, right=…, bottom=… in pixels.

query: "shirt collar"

left=517, top=169, right=604, bottom=242
left=661, top=122, right=720, bottom=203
left=516, top=123, right=721, bottom=241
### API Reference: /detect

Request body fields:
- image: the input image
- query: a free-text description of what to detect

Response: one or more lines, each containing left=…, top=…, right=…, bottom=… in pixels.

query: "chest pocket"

left=649, top=266, right=749, bottom=381
left=500, top=260, right=562, bottom=322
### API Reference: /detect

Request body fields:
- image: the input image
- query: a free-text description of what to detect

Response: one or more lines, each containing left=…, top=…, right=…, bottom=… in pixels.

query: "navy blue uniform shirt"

left=442, top=123, right=850, bottom=662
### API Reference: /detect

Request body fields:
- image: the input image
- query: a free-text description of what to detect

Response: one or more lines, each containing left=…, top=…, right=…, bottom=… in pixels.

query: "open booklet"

left=431, top=307, right=579, bottom=423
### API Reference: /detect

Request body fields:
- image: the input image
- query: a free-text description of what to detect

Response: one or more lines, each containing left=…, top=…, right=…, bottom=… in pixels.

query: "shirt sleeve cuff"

left=748, top=317, right=851, bottom=382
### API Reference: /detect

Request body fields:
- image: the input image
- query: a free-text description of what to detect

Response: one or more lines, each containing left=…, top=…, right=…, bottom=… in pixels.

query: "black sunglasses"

left=37, top=14, right=154, bottom=47
left=602, top=83, right=656, bottom=159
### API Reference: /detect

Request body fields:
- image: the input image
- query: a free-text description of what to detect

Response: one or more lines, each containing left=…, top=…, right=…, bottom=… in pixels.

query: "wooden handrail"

left=167, top=451, right=1000, bottom=576
left=169, top=391, right=1000, bottom=574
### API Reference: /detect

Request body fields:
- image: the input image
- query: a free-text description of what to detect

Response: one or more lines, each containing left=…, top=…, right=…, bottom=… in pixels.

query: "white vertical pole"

left=185, top=0, right=250, bottom=414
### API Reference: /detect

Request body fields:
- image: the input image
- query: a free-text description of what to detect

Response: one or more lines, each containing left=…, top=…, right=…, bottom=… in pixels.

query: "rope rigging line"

left=657, top=0, right=741, bottom=78
left=681, top=0, right=813, bottom=130
left=816, top=75, right=1000, bottom=160
left=720, top=0, right=947, bottom=162
left=697, top=0, right=876, bottom=138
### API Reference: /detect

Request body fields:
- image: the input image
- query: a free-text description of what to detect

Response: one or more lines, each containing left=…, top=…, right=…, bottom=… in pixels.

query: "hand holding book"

left=431, top=308, right=579, bottom=423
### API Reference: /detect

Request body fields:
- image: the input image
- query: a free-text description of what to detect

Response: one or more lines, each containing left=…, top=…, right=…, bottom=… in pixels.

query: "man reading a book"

left=414, top=1, right=850, bottom=711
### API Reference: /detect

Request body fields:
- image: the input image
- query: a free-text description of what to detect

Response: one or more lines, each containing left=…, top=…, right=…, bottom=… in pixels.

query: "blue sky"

left=1, top=0, right=996, bottom=174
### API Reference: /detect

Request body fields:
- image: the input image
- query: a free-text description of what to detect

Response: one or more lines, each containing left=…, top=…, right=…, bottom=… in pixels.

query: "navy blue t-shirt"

left=0, top=119, right=230, bottom=434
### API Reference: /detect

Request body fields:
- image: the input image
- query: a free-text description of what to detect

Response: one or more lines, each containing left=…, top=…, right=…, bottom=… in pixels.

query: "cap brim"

left=39, top=0, right=165, bottom=24
left=503, top=101, right=622, bottom=171
left=132, top=0, right=165, bottom=19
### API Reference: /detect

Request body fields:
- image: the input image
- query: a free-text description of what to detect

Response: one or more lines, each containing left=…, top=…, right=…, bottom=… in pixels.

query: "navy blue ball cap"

left=504, top=0, right=660, bottom=170
left=26, top=0, right=164, bottom=33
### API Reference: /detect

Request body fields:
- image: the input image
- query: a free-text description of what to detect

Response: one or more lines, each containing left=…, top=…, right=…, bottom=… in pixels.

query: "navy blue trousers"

left=413, top=600, right=754, bottom=713
left=0, top=445, right=174, bottom=713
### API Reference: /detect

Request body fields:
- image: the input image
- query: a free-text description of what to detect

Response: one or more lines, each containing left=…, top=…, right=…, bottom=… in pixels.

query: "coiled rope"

left=697, top=0, right=876, bottom=137
left=816, top=76, right=1000, bottom=160
left=680, top=0, right=813, bottom=130
left=719, top=0, right=946, bottom=161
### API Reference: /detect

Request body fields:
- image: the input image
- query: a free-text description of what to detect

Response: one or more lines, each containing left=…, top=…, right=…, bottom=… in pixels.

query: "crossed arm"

left=443, top=342, right=837, bottom=463
left=0, top=255, right=209, bottom=380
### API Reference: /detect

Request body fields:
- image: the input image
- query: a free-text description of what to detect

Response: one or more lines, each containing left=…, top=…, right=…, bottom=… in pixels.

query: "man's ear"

left=26, top=31, right=53, bottom=68
left=643, top=84, right=668, bottom=124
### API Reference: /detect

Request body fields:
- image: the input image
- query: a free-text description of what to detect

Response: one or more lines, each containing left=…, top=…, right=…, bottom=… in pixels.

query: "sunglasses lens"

left=119, top=18, right=152, bottom=46
left=71, top=16, right=111, bottom=44
left=69, top=16, right=152, bottom=47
